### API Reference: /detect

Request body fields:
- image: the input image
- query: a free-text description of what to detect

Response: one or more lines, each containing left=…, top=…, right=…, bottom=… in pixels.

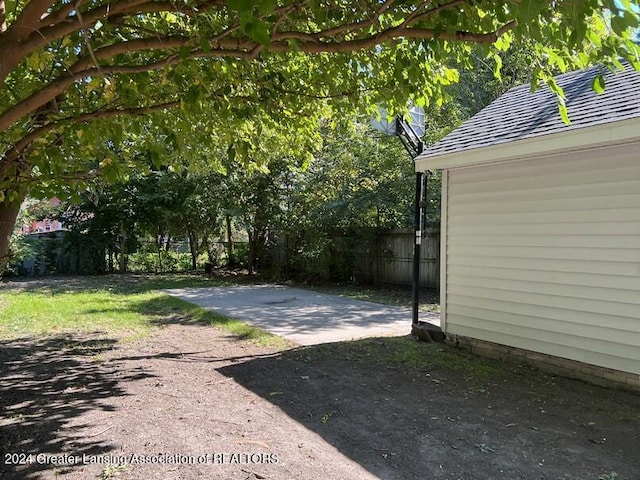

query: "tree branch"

left=31, top=0, right=159, bottom=47
left=0, top=31, right=262, bottom=132
left=3, top=100, right=180, bottom=163
left=1, top=12, right=516, bottom=133
left=40, top=0, right=88, bottom=28
left=29, top=0, right=285, bottom=53
left=272, top=86, right=369, bottom=100
left=125, top=0, right=227, bottom=17
left=269, top=21, right=517, bottom=53
left=11, top=0, right=55, bottom=41
left=303, top=0, right=396, bottom=39
left=397, top=0, right=432, bottom=28
left=68, top=34, right=259, bottom=73
left=71, top=100, right=181, bottom=123
left=409, top=0, right=468, bottom=25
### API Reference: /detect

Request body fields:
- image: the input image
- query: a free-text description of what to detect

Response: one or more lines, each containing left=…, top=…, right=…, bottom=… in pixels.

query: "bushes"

left=128, top=251, right=203, bottom=273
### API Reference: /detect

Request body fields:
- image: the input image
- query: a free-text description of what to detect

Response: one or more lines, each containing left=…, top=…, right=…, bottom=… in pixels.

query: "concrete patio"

left=165, top=285, right=440, bottom=345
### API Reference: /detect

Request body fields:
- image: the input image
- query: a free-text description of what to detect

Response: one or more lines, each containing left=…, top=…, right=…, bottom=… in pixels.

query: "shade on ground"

left=165, top=285, right=440, bottom=346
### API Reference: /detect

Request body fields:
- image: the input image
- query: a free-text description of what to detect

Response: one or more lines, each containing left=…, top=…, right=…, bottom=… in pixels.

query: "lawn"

left=307, top=282, right=440, bottom=312
left=0, top=274, right=288, bottom=346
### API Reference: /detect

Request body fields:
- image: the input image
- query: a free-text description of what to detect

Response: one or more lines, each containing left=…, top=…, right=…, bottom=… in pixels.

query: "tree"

left=0, top=197, right=41, bottom=275
left=276, top=123, right=412, bottom=280
left=1, top=0, right=639, bottom=267
left=131, top=171, right=225, bottom=271
left=62, top=179, right=140, bottom=272
left=271, top=43, right=559, bottom=281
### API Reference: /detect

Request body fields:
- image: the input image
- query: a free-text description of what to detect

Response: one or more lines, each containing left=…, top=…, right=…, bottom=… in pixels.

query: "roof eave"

left=415, top=116, right=640, bottom=172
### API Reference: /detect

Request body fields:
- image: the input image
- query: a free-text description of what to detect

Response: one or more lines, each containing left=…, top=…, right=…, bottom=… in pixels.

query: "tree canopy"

left=1, top=0, right=639, bottom=265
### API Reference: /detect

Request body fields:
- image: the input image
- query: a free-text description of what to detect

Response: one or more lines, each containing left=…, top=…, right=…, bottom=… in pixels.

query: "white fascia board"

left=415, top=117, right=640, bottom=172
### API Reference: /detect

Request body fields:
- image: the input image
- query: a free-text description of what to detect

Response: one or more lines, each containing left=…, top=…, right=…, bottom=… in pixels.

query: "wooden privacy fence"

left=16, top=231, right=103, bottom=275
left=353, top=227, right=440, bottom=289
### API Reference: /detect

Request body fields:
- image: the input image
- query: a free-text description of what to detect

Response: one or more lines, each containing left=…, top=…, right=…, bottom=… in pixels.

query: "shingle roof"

left=420, top=62, right=640, bottom=159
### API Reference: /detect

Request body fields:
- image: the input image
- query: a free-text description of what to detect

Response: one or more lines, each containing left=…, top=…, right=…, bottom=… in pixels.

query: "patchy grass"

left=99, top=464, right=129, bottom=480
left=131, top=293, right=291, bottom=348
left=598, top=473, right=624, bottom=480
left=0, top=273, right=237, bottom=296
left=307, top=283, right=440, bottom=312
left=0, top=274, right=285, bottom=347
left=297, top=336, right=505, bottom=380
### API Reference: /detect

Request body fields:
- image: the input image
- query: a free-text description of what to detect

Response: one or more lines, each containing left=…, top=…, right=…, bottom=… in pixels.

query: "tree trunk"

left=108, top=244, right=114, bottom=273
left=156, top=227, right=163, bottom=273
left=119, top=223, right=126, bottom=273
left=201, top=236, right=214, bottom=264
left=188, top=230, right=198, bottom=270
left=0, top=197, right=22, bottom=270
left=0, top=155, right=29, bottom=270
left=225, top=214, right=234, bottom=267
left=247, top=229, right=255, bottom=275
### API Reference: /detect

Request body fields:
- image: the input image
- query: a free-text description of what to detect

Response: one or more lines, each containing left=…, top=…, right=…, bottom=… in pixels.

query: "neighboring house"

left=415, top=63, right=640, bottom=388
left=21, top=197, right=65, bottom=234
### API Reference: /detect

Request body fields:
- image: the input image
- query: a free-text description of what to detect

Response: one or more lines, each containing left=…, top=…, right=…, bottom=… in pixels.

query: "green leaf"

left=443, top=67, right=459, bottom=83
left=227, top=0, right=255, bottom=13
left=492, top=54, right=503, bottom=81
left=258, top=0, right=276, bottom=14
left=547, top=77, right=565, bottom=99
left=558, top=98, right=570, bottom=125
left=111, top=123, right=124, bottom=145
left=592, top=74, right=605, bottom=94
left=241, top=18, right=271, bottom=47
left=286, top=39, right=301, bottom=51
left=611, top=57, right=625, bottom=72
left=186, top=85, right=201, bottom=104
left=518, top=0, right=544, bottom=22
left=237, top=140, right=250, bottom=160
left=494, top=32, right=512, bottom=52
left=200, top=35, right=211, bottom=53
left=611, top=14, right=636, bottom=36
left=623, top=10, right=639, bottom=29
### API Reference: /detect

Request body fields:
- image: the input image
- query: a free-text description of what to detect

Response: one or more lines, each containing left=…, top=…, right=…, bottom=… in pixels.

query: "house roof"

left=417, top=62, right=640, bottom=165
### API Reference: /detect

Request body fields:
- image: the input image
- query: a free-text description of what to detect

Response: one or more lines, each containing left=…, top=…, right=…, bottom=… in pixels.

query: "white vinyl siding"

left=443, top=143, right=640, bottom=375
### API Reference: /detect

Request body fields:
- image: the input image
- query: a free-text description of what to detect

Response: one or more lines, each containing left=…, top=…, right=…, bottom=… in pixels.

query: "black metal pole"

left=412, top=142, right=425, bottom=325
left=392, top=115, right=426, bottom=327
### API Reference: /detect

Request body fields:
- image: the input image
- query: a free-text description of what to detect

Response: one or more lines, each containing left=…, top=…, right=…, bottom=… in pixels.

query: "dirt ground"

left=1, top=316, right=640, bottom=480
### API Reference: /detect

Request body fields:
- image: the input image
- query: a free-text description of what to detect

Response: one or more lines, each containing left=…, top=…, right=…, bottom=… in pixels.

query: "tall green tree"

left=215, top=155, right=304, bottom=274
left=1, top=0, right=639, bottom=266
left=124, top=170, right=226, bottom=271
left=62, top=180, right=139, bottom=272
left=274, top=43, right=547, bottom=281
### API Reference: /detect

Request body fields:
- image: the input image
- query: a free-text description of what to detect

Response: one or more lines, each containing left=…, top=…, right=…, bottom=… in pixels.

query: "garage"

left=415, top=63, right=640, bottom=385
